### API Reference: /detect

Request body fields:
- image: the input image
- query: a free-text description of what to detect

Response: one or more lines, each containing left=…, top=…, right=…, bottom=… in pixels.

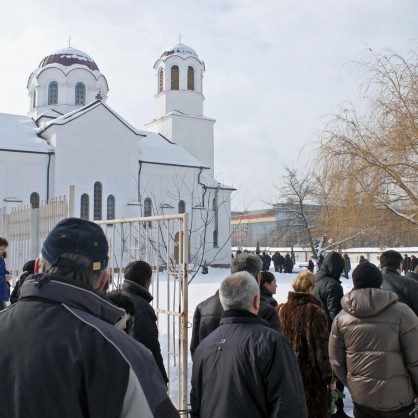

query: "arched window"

left=32, top=90, right=37, bottom=109
left=144, top=197, right=152, bottom=227
left=171, top=65, right=179, bottom=90
left=159, top=69, right=164, bottom=93
left=80, top=194, right=89, bottom=219
left=144, top=198, right=152, bottom=217
left=213, top=230, right=218, bottom=248
left=94, top=182, right=102, bottom=220
left=30, top=192, right=40, bottom=209
left=75, top=82, right=86, bottom=105
left=48, top=81, right=58, bottom=105
left=107, top=195, right=115, bottom=220
left=187, top=66, right=194, bottom=90
left=178, top=200, right=186, bottom=214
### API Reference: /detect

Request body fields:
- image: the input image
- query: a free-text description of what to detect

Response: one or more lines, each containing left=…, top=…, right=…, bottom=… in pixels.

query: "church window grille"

left=159, top=69, right=164, bottom=93
left=107, top=195, right=115, bottom=220
left=213, top=230, right=218, bottom=248
left=144, top=197, right=152, bottom=227
left=187, top=67, right=195, bottom=90
left=178, top=200, right=186, bottom=214
left=171, top=66, right=179, bottom=90
left=94, top=182, right=102, bottom=220
left=48, top=82, right=58, bottom=105
left=30, top=192, right=40, bottom=209
left=80, top=194, right=89, bottom=219
left=75, top=82, right=86, bottom=105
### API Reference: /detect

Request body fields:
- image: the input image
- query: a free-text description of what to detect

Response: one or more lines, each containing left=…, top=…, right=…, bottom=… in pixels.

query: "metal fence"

left=0, top=199, right=190, bottom=413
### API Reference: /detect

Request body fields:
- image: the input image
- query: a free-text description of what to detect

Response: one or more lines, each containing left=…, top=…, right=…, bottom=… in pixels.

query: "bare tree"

left=272, top=167, right=321, bottom=258
left=316, top=45, right=418, bottom=226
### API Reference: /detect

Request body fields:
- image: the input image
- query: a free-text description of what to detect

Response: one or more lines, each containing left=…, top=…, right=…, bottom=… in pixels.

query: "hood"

left=341, top=288, right=398, bottom=318
left=318, top=252, right=345, bottom=279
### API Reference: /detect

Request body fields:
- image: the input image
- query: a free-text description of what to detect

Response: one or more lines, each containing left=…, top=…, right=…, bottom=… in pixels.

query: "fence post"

left=30, top=208, right=40, bottom=259
left=68, top=185, right=75, bottom=217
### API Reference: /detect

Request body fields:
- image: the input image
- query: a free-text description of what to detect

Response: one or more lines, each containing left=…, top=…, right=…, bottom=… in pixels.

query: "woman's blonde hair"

left=292, top=270, right=316, bottom=292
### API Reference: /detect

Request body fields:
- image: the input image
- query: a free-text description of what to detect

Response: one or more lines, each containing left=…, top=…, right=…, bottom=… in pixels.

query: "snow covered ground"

left=162, top=264, right=355, bottom=415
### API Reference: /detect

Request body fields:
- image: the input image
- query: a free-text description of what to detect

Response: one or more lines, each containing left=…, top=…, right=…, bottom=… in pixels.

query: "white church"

left=0, top=42, right=234, bottom=267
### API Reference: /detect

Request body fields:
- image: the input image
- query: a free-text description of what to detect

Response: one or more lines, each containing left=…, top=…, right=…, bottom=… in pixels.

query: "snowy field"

left=161, top=264, right=356, bottom=415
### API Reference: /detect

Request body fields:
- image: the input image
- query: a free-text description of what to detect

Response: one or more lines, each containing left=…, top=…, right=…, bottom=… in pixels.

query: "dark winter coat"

left=261, top=287, right=278, bottom=307
left=284, top=256, right=294, bottom=273
left=190, top=310, right=308, bottom=418
left=329, top=288, right=418, bottom=412
left=122, top=280, right=168, bottom=383
left=0, top=257, right=9, bottom=302
left=262, top=254, right=271, bottom=271
left=278, top=292, right=332, bottom=418
left=406, top=271, right=418, bottom=282
left=343, top=256, right=351, bottom=278
left=381, top=266, right=418, bottom=315
left=190, top=290, right=280, bottom=355
left=315, top=252, right=345, bottom=330
left=402, top=256, right=412, bottom=273
left=0, top=274, right=178, bottom=418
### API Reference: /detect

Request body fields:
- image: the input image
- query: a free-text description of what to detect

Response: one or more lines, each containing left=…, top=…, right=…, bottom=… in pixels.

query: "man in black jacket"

left=380, top=250, right=418, bottom=315
left=190, top=271, right=307, bottom=418
left=190, top=253, right=280, bottom=355
left=122, top=260, right=169, bottom=383
left=0, top=218, right=178, bottom=418
left=315, top=251, right=352, bottom=418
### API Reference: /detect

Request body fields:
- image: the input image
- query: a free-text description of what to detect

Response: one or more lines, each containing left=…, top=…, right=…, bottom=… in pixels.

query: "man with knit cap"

left=0, top=218, right=179, bottom=418
left=329, top=262, right=418, bottom=418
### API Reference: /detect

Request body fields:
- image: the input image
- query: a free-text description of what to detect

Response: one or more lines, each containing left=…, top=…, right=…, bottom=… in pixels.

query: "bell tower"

left=146, top=43, right=215, bottom=175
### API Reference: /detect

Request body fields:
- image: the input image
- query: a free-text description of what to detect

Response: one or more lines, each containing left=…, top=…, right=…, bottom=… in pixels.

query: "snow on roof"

left=138, top=131, right=209, bottom=168
left=37, top=101, right=145, bottom=137
left=0, top=113, right=52, bottom=153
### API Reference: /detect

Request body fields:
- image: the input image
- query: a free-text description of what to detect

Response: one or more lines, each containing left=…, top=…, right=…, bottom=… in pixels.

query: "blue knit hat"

left=42, top=218, right=109, bottom=271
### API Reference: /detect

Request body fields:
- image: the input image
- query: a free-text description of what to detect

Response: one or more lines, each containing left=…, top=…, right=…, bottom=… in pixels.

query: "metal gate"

left=97, top=215, right=189, bottom=412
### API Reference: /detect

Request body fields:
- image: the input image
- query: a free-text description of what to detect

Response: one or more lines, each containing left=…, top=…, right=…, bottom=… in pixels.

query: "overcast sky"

left=1, top=0, right=417, bottom=211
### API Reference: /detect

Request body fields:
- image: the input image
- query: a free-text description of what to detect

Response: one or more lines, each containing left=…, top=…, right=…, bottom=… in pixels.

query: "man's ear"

left=256, top=272, right=261, bottom=285
left=96, top=271, right=109, bottom=292
left=34, top=257, right=41, bottom=273
left=253, top=293, right=260, bottom=314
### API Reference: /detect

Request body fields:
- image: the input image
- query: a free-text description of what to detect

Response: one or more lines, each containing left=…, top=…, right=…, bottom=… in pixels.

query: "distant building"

left=232, top=204, right=321, bottom=247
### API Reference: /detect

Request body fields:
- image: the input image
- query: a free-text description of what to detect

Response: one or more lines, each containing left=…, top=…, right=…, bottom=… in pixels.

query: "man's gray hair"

left=39, top=253, right=106, bottom=289
left=219, top=272, right=260, bottom=311
left=230, top=253, right=262, bottom=279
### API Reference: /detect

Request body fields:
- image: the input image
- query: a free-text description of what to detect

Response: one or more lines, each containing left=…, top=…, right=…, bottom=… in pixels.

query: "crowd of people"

left=1, top=221, right=418, bottom=418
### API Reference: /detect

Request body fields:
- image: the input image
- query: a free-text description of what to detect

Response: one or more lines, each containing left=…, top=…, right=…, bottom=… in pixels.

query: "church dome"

left=39, top=47, right=100, bottom=71
left=161, top=43, right=198, bottom=60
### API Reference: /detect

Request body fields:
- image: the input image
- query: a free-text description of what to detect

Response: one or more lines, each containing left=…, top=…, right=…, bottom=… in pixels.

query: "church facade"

left=0, top=43, right=233, bottom=267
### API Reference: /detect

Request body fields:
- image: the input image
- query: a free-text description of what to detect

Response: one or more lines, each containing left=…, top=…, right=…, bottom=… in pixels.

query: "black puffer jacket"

left=190, top=291, right=280, bottom=355
left=190, top=310, right=308, bottom=418
left=261, top=287, right=278, bottom=307
left=315, top=252, right=345, bottom=330
left=122, top=280, right=168, bottom=383
left=381, top=267, right=418, bottom=315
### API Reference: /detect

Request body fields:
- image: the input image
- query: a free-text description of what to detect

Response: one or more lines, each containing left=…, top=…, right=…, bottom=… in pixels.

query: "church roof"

left=137, top=132, right=210, bottom=169
left=36, top=101, right=210, bottom=169
left=39, top=47, right=100, bottom=71
left=0, top=113, right=52, bottom=153
left=161, top=43, right=198, bottom=59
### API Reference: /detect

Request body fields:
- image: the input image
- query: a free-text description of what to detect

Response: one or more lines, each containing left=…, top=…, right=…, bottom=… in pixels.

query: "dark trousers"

left=336, top=379, right=345, bottom=412
left=354, top=403, right=413, bottom=418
